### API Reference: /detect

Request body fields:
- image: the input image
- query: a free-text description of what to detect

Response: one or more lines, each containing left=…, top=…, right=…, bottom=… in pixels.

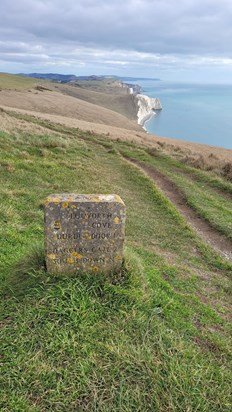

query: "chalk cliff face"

left=112, top=80, right=129, bottom=90
left=125, top=83, right=142, bottom=94
left=136, top=94, right=162, bottom=126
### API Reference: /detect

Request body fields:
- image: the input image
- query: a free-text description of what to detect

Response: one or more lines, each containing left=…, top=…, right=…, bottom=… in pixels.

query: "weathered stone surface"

left=44, top=194, right=126, bottom=274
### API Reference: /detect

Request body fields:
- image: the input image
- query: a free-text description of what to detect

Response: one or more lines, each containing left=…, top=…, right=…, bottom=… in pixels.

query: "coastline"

left=126, top=81, right=232, bottom=179
left=1, top=94, right=231, bottom=181
left=140, top=110, right=156, bottom=131
left=135, top=92, right=162, bottom=130
left=136, top=80, right=232, bottom=150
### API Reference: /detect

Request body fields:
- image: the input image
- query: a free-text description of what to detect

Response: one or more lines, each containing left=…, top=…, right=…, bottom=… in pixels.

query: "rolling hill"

left=0, top=73, right=231, bottom=412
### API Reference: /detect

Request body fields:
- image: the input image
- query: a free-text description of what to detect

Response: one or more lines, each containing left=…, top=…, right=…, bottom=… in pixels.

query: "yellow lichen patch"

left=54, top=220, right=61, bottom=229
left=67, top=257, right=75, bottom=264
left=114, top=195, right=125, bottom=205
left=62, top=202, right=69, bottom=208
left=115, top=254, right=123, bottom=261
left=114, top=216, right=120, bottom=224
left=47, top=254, right=56, bottom=260
left=45, top=196, right=62, bottom=205
left=71, top=252, right=82, bottom=259
left=82, top=231, right=91, bottom=240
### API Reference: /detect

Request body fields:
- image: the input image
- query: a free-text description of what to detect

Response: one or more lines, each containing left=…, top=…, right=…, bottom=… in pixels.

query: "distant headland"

left=18, top=73, right=161, bottom=83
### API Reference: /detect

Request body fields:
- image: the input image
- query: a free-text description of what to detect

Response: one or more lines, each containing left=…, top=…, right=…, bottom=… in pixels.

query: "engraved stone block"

left=44, top=194, right=126, bottom=274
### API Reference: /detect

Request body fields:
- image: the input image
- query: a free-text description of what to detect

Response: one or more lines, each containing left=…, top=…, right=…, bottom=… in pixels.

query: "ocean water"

left=135, top=80, right=232, bottom=149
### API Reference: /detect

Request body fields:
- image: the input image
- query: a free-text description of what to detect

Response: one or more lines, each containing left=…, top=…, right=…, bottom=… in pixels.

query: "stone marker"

left=44, top=194, right=126, bottom=274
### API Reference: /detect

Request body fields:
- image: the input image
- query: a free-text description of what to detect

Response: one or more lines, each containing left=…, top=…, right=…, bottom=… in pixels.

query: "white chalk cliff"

left=136, top=94, right=162, bottom=126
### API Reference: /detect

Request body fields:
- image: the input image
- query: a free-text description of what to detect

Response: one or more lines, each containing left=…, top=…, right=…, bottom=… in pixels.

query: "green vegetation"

left=73, top=78, right=128, bottom=94
left=1, top=123, right=231, bottom=411
left=0, top=73, right=45, bottom=90
left=0, top=73, right=138, bottom=121
left=119, top=145, right=232, bottom=240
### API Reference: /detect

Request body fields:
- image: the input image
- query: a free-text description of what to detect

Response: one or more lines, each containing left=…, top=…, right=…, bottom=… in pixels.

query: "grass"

left=0, top=73, right=46, bottom=90
left=0, top=73, right=138, bottom=121
left=1, top=124, right=232, bottom=411
left=73, top=78, right=129, bottom=94
left=148, top=141, right=232, bottom=182
left=118, top=144, right=232, bottom=240
left=146, top=147, right=232, bottom=194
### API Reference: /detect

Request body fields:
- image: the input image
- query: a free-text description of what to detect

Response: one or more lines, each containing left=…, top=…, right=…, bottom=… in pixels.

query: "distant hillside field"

left=0, top=73, right=231, bottom=180
left=0, top=72, right=43, bottom=90
left=0, top=73, right=139, bottom=124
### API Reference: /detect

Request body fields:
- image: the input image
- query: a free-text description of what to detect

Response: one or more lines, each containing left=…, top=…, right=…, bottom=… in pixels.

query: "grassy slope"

left=119, top=146, right=232, bottom=240
left=56, top=83, right=138, bottom=120
left=69, top=79, right=129, bottom=94
left=1, top=123, right=231, bottom=411
left=0, top=73, right=47, bottom=90
left=1, top=73, right=232, bottom=181
left=0, top=73, right=138, bottom=121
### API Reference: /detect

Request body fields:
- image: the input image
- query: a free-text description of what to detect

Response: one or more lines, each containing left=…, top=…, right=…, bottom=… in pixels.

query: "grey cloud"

left=1, top=0, right=232, bottom=77
left=1, top=0, right=232, bottom=54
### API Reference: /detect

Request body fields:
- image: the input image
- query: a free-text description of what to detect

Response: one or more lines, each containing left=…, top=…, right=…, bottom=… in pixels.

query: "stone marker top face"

left=45, top=194, right=125, bottom=206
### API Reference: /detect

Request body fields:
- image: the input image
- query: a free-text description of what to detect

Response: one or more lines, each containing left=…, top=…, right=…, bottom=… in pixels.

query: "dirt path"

left=126, top=158, right=232, bottom=262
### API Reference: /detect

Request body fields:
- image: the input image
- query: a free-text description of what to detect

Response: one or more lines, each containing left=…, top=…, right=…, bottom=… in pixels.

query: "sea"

left=131, top=80, right=232, bottom=150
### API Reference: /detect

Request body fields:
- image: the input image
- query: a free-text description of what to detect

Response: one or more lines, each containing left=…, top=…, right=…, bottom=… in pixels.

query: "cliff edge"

left=136, top=94, right=162, bottom=126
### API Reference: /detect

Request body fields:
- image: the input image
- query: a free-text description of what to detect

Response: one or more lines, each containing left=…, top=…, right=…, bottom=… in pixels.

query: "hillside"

left=1, top=73, right=232, bottom=411
left=0, top=73, right=139, bottom=124
left=18, top=73, right=160, bottom=82
left=1, top=73, right=231, bottom=180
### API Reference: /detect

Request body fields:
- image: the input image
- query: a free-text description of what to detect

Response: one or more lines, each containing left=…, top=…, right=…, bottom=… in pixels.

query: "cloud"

left=1, top=0, right=232, bottom=78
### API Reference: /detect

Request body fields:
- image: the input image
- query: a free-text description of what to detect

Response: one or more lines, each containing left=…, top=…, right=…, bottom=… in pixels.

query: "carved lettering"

left=57, top=233, right=81, bottom=240
left=92, top=222, right=112, bottom=229
left=44, top=194, right=125, bottom=274
left=70, top=212, right=112, bottom=220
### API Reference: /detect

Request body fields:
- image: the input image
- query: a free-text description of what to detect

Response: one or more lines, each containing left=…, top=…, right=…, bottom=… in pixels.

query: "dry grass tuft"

left=222, top=162, right=232, bottom=181
left=151, top=142, right=232, bottom=182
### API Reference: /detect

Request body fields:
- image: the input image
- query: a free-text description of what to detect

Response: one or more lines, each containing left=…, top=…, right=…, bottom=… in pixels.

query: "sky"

left=1, top=0, right=232, bottom=82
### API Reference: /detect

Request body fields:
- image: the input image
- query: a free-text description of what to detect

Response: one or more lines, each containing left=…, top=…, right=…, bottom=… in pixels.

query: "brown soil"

left=127, top=158, right=232, bottom=262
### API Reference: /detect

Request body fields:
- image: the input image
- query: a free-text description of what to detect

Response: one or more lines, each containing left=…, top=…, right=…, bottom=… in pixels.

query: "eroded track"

left=127, top=158, right=232, bottom=262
